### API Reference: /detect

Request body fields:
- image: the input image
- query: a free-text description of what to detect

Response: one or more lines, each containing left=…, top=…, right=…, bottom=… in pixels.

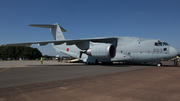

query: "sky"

left=0, top=0, right=180, bottom=56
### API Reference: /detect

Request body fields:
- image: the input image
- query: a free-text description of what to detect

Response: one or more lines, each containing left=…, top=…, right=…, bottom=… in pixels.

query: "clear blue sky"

left=0, top=0, right=180, bottom=56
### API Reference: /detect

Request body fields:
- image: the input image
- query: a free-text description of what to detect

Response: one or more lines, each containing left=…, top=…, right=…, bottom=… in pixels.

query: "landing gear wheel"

left=95, top=60, right=99, bottom=65
left=86, top=62, right=95, bottom=65
left=157, top=62, right=162, bottom=67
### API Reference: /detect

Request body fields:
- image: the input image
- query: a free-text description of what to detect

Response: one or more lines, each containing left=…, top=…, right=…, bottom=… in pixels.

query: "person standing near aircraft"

left=175, top=56, right=179, bottom=66
left=173, top=56, right=179, bottom=66
left=41, top=57, right=43, bottom=65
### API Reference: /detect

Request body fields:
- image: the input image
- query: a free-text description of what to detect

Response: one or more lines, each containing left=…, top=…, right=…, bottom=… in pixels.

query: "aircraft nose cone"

left=169, top=47, right=179, bottom=58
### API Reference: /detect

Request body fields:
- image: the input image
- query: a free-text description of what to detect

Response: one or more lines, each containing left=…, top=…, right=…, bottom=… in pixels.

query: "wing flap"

left=38, top=42, right=49, bottom=46
left=53, top=42, right=65, bottom=45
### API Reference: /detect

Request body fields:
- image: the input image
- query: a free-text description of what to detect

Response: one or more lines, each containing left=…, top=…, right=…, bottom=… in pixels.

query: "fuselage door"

left=133, top=53, right=138, bottom=60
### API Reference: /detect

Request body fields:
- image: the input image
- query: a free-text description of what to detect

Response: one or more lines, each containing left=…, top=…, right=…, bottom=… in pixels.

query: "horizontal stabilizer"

left=29, top=24, right=66, bottom=32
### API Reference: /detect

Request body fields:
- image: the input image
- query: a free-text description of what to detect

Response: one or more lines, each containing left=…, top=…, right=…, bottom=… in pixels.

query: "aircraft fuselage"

left=53, top=37, right=178, bottom=64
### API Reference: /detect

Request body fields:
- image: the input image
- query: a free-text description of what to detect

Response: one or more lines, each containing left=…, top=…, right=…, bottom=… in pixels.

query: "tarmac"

left=0, top=60, right=180, bottom=101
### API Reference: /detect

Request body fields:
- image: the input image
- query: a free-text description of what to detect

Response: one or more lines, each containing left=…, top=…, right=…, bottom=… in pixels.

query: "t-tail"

left=29, top=23, right=66, bottom=40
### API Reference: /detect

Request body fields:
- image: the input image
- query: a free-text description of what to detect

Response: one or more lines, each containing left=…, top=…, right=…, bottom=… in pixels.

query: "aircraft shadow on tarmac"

left=26, top=61, right=179, bottom=67
left=25, top=63, right=171, bottom=67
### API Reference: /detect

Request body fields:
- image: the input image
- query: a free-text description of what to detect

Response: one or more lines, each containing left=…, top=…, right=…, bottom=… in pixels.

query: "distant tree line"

left=0, top=46, right=42, bottom=60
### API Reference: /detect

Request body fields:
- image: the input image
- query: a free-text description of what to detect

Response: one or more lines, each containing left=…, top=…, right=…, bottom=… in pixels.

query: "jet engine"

left=86, top=44, right=116, bottom=59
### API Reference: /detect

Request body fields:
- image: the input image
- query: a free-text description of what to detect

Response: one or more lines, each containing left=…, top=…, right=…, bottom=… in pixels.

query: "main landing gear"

left=156, top=62, right=162, bottom=67
left=86, top=60, right=99, bottom=65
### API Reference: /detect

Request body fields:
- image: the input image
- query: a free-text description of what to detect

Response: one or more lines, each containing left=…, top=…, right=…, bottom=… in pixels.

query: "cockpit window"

left=155, top=43, right=158, bottom=46
left=155, top=42, right=169, bottom=46
left=162, top=42, right=169, bottom=46
left=158, top=43, right=162, bottom=46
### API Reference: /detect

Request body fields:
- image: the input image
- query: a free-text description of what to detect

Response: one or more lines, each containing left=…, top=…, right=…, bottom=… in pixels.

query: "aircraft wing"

left=3, top=37, right=118, bottom=49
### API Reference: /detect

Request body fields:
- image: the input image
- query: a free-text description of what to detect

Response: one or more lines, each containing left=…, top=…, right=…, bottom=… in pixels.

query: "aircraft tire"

left=157, top=62, right=162, bottom=67
left=102, top=62, right=113, bottom=65
left=86, top=62, right=94, bottom=65
left=95, top=60, right=99, bottom=64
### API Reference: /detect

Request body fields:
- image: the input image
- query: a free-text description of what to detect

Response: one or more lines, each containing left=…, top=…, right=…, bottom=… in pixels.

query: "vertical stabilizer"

left=51, top=23, right=66, bottom=40
left=29, top=23, right=66, bottom=40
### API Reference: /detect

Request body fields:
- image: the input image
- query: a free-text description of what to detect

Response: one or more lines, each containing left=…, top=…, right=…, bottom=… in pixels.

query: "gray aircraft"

left=4, top=23, right=179, bottom=66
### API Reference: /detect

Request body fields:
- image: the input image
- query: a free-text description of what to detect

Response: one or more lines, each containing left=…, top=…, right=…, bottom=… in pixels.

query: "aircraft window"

left=155, top=42, right=162, bottom=46
left=155, top=42, right=169, bottom=46
left=155, top=43, right=158, bottom=46
left=164, top=48, right=167, bottom=51
left=162, top=42, right=169, bottom=46
left=158, top=43, right=162, bottom=46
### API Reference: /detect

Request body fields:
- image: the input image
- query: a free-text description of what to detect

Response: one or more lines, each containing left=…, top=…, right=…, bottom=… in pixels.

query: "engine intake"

left=86, top=44, right=116, bottom=59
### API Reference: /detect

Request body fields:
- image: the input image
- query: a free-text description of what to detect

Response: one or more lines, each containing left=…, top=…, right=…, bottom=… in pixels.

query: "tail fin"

left=29, top=23, right=66, bottom=40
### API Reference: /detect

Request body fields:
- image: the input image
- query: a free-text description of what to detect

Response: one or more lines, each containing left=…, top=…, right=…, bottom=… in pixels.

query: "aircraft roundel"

left=66, top=48, right=69, bottom=52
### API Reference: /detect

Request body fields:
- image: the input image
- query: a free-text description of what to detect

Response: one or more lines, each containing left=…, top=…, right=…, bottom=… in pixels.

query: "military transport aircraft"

left=3, top=23, right=179, bottom=66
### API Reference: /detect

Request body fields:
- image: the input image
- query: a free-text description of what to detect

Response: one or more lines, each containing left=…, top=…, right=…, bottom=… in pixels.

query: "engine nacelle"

left=86, top=44, right=116, bottom=59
